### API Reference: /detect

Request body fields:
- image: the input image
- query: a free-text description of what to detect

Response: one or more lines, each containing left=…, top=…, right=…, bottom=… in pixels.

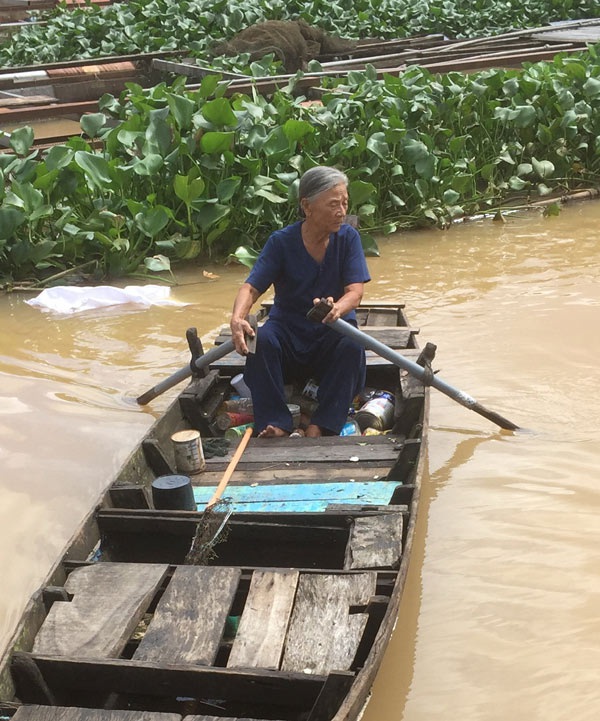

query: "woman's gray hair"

left=298, top=166, right=348, bottom=216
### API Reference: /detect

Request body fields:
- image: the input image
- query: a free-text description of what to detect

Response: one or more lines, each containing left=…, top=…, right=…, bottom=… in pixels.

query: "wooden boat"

left=0, top=301, right=430, bottom=721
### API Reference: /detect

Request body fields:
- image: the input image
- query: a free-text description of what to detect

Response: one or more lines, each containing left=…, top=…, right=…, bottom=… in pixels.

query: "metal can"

left=354, top=390, right=395, bottom=432
left=171, top=429, right=206, bottom=474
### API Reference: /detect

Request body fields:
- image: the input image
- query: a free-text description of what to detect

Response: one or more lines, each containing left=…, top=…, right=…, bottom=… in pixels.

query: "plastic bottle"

left=340, top=420, right=361, bottom=436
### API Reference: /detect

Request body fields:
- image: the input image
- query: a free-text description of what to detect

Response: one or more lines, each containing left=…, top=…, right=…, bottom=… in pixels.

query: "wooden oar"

left=206, top=425, right=253, bottom=509
left=308, top=303, right=519, bottom=431
left=137, top=316, right=257, bottom=406
left=136, top=338, right=235, bottom=405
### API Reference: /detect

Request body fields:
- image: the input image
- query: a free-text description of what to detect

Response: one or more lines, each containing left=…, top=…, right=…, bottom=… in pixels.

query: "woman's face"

left=302, top=182, right=348, bottom=234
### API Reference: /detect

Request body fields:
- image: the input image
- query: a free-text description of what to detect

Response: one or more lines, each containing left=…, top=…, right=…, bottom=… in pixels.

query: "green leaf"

left=509, top=176, right=528, bottom=190
left=282, top=118, right=315, bottom=142
left=132, top=154, right=164, bottom=176
left=532, top=157, right=555, bottom=179
left=348, top=180, right=376, bottom=206
left=196, top=202, right=230, bottom=231
left=229, top=245, right=259, bottom=269
left=443, top=189, right=460, bottom=204
left=583, top=77, right=600, bottom=99
left=360, top=232, right=380, bottom=257
left=9, top=126, right=34, bottom=156
left=366, top=132, right=389, bottom=160
left=144, top=254, right=171, bottom=271
left=74, top=151, right=113, bottom=190
left=0, top=207, right=26, bottom=240
left=135, top=206, right=170, bottom=238
left=200, top=131, right=235, bottom=153
left=80, top=113, right=107, bottom=138
left=167, top=93, right=195, bottom=130
left=43, top=145, right=73, bottom=171
left=217, top=176, right=241, bottom=202
left=254, top=188, right=287, bottom=204
left=201, top=97, right=237, bottom=127
left=174, top=174, right=205, bottom=203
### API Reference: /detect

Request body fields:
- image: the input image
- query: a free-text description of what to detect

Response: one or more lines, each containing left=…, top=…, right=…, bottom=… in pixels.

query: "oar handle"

left=136, top=338, right=235, bottom=405
left=319, top=312, right=519, bottom=431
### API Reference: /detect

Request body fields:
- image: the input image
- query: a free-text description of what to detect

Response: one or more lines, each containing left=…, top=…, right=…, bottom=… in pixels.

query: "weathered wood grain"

left=281, top=572, right=376, bottom=674
left=228, top=570, right=299, bottom=670
left=204, top=435, right=402, bottom=468
left=12, top=706, right=181, bottom=720
left=32, top=563, right=168, bottom=658
left=207, top=347, right=421, bottom=372
left=134, top=566, right=241, bottom=665
left=344, top=514, right=403, bottom=569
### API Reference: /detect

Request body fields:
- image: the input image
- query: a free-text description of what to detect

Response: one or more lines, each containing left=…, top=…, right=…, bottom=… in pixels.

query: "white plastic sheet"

left=25, top=285, right=187, bottom=314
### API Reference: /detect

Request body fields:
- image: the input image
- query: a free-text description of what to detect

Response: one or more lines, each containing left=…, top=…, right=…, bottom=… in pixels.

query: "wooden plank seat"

left=281, top=572, right=377, bottom=674
left=134, top=566, right=241, bottom=665
left=33, top=563, right=169, bottom=658
left=203, top=434, right=404, bottom=469
left=228, top=570, right=299, bottom=670
left=213, top=325, right=417, bottom=349
left=207, top=347, right=421, bottom=374
left=343, top=513, right=403, bottom=570
left=12, top=706, right=181, bottom=720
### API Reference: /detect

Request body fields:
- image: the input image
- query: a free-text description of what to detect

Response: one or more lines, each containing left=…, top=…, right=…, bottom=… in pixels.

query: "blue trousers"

left=243, top=318, right=366, bottom=434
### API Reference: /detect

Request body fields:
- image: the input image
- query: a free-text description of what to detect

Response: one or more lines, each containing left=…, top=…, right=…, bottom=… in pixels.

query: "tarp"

left=25, top=285, right=187, bottom=314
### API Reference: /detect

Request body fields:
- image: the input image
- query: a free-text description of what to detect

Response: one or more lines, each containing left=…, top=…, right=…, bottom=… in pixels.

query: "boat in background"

left=0, top=301, right=430, bottom=721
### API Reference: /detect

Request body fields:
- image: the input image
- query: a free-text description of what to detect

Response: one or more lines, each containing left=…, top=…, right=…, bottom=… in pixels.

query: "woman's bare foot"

left=258, top=425, right=289, bottom=438
left=305, top=424, right=322, bottom=438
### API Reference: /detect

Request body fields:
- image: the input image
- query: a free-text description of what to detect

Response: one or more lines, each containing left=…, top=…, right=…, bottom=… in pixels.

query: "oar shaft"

left=206, top=425, right=253, bottom=509
left=136, top=339, right=235, bottom=405
left=330, top=319, right=519, bottom=431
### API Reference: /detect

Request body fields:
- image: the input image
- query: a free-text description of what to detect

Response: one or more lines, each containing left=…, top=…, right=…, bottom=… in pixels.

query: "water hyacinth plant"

left=2, top=45, right=600, bottom=283
left=0, top=0, right=598, bottom=69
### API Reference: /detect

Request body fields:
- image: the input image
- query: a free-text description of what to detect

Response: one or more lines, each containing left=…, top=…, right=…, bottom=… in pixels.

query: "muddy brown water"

left=1, top=200, right=599, bottom=720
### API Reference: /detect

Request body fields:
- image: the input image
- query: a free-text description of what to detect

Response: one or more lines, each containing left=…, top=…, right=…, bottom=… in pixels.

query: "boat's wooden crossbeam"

left=204, top=434, right=404, bottom=469
left=13, top=652, right=347, bottom=712
left=214, top=324, right=417, bottom=349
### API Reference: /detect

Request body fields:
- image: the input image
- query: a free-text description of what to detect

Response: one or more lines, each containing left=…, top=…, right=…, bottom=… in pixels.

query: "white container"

left=231, top=373, right=252, bottom=398
left=171, top=429, right=206, bottom=474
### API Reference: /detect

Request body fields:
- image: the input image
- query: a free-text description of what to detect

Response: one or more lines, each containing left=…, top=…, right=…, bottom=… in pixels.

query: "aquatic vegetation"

left=0, top=0, right=597, bottom=68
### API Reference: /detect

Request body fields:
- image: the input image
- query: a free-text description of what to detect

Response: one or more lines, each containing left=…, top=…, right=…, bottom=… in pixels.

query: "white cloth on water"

left=25, top=285, right=187, bottom=314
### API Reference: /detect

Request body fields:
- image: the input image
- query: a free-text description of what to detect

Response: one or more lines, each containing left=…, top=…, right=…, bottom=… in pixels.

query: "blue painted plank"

left=193, top=481, right=397, bottom=513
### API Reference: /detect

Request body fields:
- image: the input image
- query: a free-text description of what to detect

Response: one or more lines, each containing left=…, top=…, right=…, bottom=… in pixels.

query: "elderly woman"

left=230, top=166, right=371, bottom=438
